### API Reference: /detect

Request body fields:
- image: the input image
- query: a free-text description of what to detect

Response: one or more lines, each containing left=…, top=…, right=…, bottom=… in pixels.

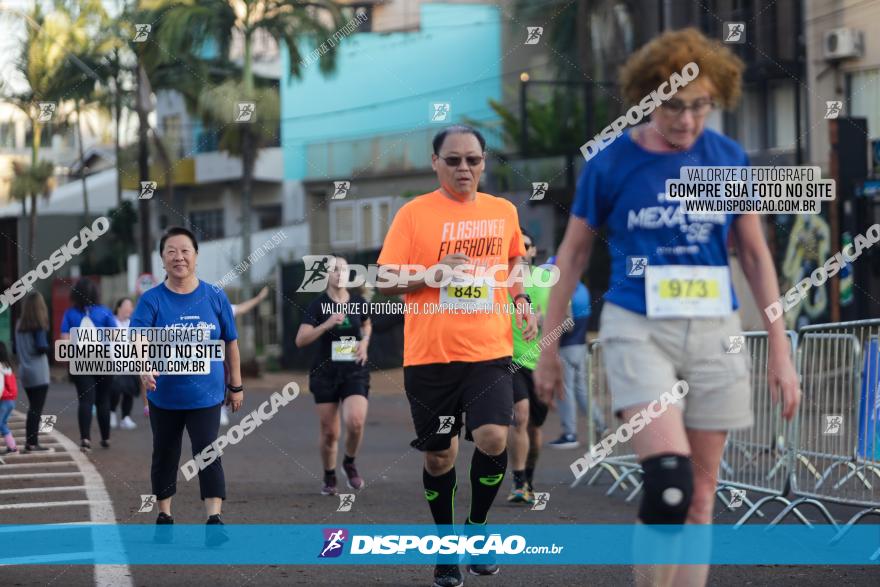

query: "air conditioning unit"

left=823, top=28, right=864, bottom=61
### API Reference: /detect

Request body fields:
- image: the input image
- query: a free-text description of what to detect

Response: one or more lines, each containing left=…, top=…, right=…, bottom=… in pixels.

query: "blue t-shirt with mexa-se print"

left=130, top=280, right=237, bottom=410
left=571, top=127, right=748, bottom=315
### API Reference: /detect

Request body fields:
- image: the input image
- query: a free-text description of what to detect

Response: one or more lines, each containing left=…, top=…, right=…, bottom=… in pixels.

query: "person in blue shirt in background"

left=60, top=278, right=118, bottom=451
left=535, top=28, right=800, bottom=587
left=543, top=257, right=605, bottom=449
left=132, top=226, right=242, bottom=528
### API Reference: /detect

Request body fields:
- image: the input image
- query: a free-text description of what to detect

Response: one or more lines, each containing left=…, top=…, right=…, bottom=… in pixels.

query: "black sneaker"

left=25, top=444, right=53, bottom=453
left=154, top=512, right=174, bottom=544
left=205, top=514, right=229, bottom=547
left=80, top=439, right=92, bottom=452
left=466, top=563, right=499, bottom=576
left=100, top=439, right=110, bottom=449
left=432, top=564, right=463, bottom=587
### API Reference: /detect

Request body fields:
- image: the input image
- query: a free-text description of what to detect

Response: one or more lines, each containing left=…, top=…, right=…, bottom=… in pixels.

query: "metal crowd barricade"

left=719, top=331, right=808, bottom=525
left=770, top=319, right=880, bottom=543
left=572, top=341, right=642, bottom=500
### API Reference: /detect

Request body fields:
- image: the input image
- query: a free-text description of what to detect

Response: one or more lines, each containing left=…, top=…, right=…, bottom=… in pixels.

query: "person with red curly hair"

left=536, top=28, right=801, bottom=586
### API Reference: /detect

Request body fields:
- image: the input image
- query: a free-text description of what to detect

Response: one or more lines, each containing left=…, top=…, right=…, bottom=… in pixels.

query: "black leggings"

left=24, top=385, right=49, bottom=446
left=72, top=375, right=113, bottom=442
left=148, top=401, right=225, bottom=501
left=110, top=389, right=133, bottom=419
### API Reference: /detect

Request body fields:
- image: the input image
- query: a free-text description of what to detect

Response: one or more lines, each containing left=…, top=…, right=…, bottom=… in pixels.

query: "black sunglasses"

left=439, top=155, right=484, bottom=167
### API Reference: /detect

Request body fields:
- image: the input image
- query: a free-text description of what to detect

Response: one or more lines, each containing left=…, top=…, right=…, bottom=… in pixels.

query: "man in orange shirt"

left=378, top=125, right=536, bottom=587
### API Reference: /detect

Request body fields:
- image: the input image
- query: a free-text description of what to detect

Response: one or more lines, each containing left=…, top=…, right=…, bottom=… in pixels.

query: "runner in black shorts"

left=377, top=126, right=536, bottom=587
left=507, top=229, right=553, bottom=505
left=295, top=256, right=371, bottom=496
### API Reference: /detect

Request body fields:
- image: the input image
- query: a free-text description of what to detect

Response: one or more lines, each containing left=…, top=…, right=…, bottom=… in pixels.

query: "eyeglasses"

left=439, top=155, right=484, bottom=168
left=659, top=98, right=715, bottom=117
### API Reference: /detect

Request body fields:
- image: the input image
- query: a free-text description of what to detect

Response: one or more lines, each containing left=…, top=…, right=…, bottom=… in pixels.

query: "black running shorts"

left=309, top=367, right=370, bottom=404
left=403, top=356, right=514, bottom=452
left=512, top=366, right=549, bottom=427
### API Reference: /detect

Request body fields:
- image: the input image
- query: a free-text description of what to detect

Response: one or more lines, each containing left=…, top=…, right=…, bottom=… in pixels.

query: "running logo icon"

left=337, top=494, right=355, bottom=512
left=235, top=102, right=256, bottom=123
left=824, top=101, right=843, bottom=119
left=723, top=22, right=745, bottom=43
left=140, top=181, right=157, bottom=200
left=37, top=102, right=56, bottom=122
left=525, top=27, right=543, bottom=45
left=437, top=416, right=455, bottom=434
left=297, top=255, right=335, bottom=292
left=726, top=335, right=745, bottom=354
left=319, top=528, right=348, bottom=558
left=728, top=489, right=745, bottom=509
left=531, top=492, right=550, bottom=511
left=133, top=24, right=151, bottom=42
left=626, top=256, right=648, bottom=277
left=332, top=181, right=350, bottom=200
left=530, top=182, right=548, bottom=201
left=430, top=102, right=451, bottom=123
left=138, top=494, right=156, bottom=513
left=38, top=415, right=57, bottom=433
left=823, top=414, right=843, bottom=435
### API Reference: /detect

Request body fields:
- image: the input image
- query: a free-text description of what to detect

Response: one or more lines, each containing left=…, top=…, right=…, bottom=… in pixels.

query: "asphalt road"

left=1, top=370, right=878, bottom=586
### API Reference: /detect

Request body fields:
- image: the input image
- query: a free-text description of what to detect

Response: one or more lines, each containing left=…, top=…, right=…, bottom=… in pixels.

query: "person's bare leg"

left=158, top=497, right=172, bottom=515
left=341, top=395, right=368, bottom=458
left=425, top=436, right=459, bottom=476
left=317, top=403, right=340, bottom=470
left=670, top=429, right=727, bottom=587
left=624, top=404, right=690, bottom=587
left=508, top=399, right=529, bottom=471
left=205, top=497, right=222, bottom=517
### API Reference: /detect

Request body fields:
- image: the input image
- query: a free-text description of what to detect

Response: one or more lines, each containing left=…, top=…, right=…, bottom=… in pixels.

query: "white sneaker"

left=110, top=412, right=118, bottom=429
left=219, top=407, right=230, bottom=426
left=120, top=416, right=137, bottom=430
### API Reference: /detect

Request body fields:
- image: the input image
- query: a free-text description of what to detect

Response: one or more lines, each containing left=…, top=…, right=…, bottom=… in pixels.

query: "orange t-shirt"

left=377, top=190, right=526, bottom=366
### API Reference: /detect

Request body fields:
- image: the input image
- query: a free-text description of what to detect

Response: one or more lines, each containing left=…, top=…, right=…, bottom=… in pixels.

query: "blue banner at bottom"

left=1, top=524, right=878, bottom=565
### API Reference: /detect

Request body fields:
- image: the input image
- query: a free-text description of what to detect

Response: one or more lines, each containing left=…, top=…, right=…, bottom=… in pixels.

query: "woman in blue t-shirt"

left=60, top=278, right=118, bottom=451
left=535, top=28, right=801, bottom=587
left=132, top=226, right=241, bottom=527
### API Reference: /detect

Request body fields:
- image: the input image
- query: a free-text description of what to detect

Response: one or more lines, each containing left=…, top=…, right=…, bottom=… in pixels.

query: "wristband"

left=227, top=384, right=243, bottom=393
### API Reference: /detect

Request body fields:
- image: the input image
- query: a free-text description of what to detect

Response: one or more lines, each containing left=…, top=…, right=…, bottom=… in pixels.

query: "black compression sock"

left=512, top=470, right=526, bottom=488
left=469, top=448, right=507, bottom=525
left=423, top=467, right=457, bottom=527
left=343, top=455, right=355, bottom=466
left=525, top=445, right=539, bottom=484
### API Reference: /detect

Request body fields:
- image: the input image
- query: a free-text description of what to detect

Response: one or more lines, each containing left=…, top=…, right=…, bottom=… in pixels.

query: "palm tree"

left=53, top=0, right=114, bottom=224
left=144, top=0, right=343, bottom=364
left=0, top=4, right=72, bottom=267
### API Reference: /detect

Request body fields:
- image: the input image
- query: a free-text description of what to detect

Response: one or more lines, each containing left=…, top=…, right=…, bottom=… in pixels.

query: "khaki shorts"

left=599, top=302, right=753, bottom=430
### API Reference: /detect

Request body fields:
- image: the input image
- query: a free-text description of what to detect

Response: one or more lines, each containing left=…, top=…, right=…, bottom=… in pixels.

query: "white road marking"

left=8, top=411, right=133, bottom=587
left=0, top=500, right=106, bottom=510
left=0, top=485, right=89, bottom=495
left=0, top=472, right=84, bottom=480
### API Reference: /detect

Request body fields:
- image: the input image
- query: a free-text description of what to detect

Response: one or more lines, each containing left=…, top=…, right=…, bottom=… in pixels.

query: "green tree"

left=0, top=4, right=71, bottom=267
left=143, top=0, right=344, bottom=364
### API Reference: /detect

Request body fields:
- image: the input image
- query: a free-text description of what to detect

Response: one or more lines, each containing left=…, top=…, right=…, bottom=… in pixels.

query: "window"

left=0, top=123, right=15, bottom=149
left=330, top=197, right=393, bottom=249
left=162, top=114, right=183, bottom=158
left=769, top=83, right=796, bottom=150
left=255, top=204, right=282, bottom=230
left=849, top=69, right=880, bottom=140
left=189, top=209, right=225, bottom=241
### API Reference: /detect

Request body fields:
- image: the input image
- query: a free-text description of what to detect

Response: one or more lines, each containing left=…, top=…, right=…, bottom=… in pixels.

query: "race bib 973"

left=645, top=265, right=732, bottom=318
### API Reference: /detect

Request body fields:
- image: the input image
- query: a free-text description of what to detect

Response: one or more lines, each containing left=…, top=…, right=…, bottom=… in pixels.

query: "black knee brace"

left=638, top=454, right=693, bottom=524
